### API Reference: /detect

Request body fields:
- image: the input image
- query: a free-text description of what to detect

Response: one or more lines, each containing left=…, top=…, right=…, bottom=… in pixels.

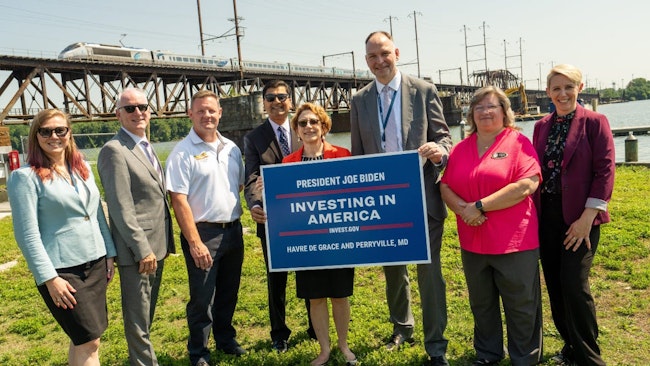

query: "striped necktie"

left=277, top=126, right=291, bottom=157
left=140, top=140, right=162, bottom=180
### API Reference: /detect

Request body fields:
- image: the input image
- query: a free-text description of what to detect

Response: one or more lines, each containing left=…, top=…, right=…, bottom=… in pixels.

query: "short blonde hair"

left=547, top=64, right=582, bottom=86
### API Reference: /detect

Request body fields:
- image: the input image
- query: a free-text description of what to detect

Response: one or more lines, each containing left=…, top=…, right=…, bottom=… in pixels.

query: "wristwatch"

left=475, top=200, right=485, bottom=214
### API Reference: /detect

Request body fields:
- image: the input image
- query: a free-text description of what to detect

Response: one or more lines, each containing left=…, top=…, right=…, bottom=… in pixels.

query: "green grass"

left=0, top=165, right=649, bottom=365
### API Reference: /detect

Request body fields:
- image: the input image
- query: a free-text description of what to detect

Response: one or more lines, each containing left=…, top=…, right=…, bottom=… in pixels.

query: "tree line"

left=586, top=77, right=650, bottom=103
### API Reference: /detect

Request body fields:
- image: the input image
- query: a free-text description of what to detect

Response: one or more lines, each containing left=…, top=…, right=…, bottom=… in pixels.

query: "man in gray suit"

left=98, top=87, right=175, bottom=366
left=350, top=31, right=453, bottom=366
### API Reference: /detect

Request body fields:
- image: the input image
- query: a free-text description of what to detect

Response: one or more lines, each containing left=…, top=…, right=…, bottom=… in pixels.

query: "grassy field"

left=0, top=165, right=648, bottom=365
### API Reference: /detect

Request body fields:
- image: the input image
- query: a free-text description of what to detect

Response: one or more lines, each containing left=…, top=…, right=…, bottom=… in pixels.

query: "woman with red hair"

left=8, top=109, right=116, bottom=365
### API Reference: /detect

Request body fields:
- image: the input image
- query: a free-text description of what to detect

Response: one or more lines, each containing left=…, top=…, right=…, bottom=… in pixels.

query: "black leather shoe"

left=472, top=359, right=499, bottom=365
left=385, top=333, right=415, bottom=351
left=272, top=339, right=289, bottom=353
left=550, top=352, right=575, bottom=365
left=220, top=343, right=246, bottom=356
left=427, top=355, right=449, bottom=366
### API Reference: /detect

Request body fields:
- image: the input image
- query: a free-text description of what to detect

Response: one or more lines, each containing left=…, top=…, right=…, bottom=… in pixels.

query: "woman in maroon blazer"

left=533, top=64, right=615, bottom=366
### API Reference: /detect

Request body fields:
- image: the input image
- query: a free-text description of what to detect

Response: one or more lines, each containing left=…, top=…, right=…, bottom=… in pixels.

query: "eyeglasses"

left=264, top=93, right=289, bottom=102
left=37, top=126, right=70, bottom=138
left=474, top=104, right=501, bottom=113
left=297, top=118, right=321, bottom=128
left=119, top=104, right=149, bottom=113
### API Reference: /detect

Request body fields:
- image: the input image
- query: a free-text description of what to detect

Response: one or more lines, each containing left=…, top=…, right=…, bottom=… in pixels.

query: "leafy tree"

left=625, top=78, right=650, bottom=101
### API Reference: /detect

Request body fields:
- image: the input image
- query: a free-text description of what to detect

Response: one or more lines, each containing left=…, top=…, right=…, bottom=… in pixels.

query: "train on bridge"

left=59, top=42, right=372, bottom=79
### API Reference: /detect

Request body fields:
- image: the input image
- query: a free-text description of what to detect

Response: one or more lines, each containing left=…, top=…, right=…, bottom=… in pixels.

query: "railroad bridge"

left=0, top=54, right=597, bottom=127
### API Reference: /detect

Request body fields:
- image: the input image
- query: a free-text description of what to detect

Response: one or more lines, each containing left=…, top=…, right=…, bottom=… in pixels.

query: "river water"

left=328, top=99, right=650, bottom=163
left=73, top=99, right=649, bottom=164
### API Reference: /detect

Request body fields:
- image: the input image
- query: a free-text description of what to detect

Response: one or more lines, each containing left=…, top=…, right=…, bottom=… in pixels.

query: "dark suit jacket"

left=244, top=119, right=302, bottom=238
left=532, top=104, right=615, bottom=226
left=97, top=129, right=175, bottom=265
left=350, top=73, right=452, bottom=220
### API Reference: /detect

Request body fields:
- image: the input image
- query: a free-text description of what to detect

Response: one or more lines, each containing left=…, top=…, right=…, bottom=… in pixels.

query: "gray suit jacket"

left=350, top=74, right=452, bottom=220
left=97, top=129, right=175, bottom=266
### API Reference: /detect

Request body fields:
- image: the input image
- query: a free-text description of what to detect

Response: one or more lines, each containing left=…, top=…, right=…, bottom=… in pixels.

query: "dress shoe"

left=472, top=359, right=499, bottom=365
left=550, top=352, right=575, bottom=365
left=272, top=339, right=289, bottom=353
left=385, top=333, right=415, bottom=351
left=427, top=355, right=449, bottom=366
left=220, top=343, right=246, bottom=356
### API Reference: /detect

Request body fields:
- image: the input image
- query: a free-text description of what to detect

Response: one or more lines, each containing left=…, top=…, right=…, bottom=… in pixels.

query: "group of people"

left=7, top=29, right=614, bottom=366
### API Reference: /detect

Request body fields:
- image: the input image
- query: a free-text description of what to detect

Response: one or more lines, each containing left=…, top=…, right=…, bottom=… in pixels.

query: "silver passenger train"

left=58, top=42, right=371, bottom=78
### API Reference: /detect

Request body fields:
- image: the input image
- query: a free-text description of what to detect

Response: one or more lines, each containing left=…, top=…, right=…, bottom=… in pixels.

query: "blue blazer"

left=8, top=163, right=116, bottom=285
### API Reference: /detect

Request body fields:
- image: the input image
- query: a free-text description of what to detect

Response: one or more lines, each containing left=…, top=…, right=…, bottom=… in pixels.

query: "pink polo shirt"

left=441, top=128, right=541, bottom=255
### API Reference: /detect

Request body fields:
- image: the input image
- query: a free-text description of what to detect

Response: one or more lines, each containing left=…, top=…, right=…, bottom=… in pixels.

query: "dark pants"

left=540, top=195, right=605, bottom=366
left=182, top=222, right=244, bottom=365
left=383, top=216, right=448, bottom=358
left=260, top=233, right=313, bottom=342
left=462, top=249, right=543, bottom=366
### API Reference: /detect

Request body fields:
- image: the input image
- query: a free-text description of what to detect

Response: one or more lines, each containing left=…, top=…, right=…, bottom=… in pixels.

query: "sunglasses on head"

left=264, top=93, right=289, bottom=102
left=120, top=104, right=149, bottom=113
left=297, top=118, right=321, bottom=127
left=37, top=126, right=70, bottom=138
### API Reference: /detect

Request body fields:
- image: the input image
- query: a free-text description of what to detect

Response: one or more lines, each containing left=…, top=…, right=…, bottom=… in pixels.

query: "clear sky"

left=0, top=0, right=647, bottom=91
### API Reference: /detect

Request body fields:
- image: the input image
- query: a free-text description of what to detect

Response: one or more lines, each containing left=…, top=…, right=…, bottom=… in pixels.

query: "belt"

left=197, top=218, right=240, bottom=229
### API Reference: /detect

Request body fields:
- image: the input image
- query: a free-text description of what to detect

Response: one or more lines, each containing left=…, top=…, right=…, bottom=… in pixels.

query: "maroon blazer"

left=282, top=141, right=351, bottom=163
left=532, top=104, right=615, bottom=225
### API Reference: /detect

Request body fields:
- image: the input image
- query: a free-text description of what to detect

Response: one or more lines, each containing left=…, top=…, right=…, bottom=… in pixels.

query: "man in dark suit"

left=350, top=31, right=453, bottom=366
left=98, top=87, right=175, bottom=366
left=243, top=80, right=313, bottom=352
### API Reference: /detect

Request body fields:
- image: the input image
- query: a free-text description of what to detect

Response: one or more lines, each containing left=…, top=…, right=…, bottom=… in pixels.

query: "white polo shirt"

left=165, top=128, right=244, bottom=223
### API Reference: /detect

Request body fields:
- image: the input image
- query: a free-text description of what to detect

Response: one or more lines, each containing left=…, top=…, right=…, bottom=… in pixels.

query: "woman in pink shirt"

left=440, top=86, right=542, bottom=366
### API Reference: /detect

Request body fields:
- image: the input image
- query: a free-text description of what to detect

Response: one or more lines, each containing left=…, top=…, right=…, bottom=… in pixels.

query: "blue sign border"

left=261, top=151, right=430, bottom=272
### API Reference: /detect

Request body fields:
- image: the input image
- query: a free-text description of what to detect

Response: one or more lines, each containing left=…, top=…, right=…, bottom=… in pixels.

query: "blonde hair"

left=547, top=64, right=582, bottom=86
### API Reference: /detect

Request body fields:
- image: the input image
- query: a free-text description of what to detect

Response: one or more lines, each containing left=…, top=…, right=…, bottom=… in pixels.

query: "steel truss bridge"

left=0, top=55, right=598, bottom=125
left=0, top=55, right=372, bottom=124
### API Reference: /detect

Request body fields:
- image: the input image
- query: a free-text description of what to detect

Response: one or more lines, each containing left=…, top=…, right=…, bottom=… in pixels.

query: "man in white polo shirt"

left=166, top=90, right=245, bottom=366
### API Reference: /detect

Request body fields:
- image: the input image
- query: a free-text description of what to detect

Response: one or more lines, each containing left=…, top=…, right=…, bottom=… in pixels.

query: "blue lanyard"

left=378, top=89, right=398, bottom=142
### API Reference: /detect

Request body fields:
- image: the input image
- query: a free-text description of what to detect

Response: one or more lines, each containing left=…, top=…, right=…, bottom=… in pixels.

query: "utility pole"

left=503, top=37, right=524, bottom=85
left=232, top=0, right=244, bottom=82
left=408, top=11, right=423, bottom=78
left=481, top=21, right=488, bottom=83
left=196, top=0, right=205, bottom=56
left=464, top=25, right=470, bottom=85
left=384, top=15, right=398, bottom=37
left=463, top=22, right=488, bottom=86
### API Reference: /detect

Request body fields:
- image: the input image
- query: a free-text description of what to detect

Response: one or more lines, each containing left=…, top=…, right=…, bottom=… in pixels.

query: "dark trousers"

left=462, top=249, right=543, bottom=366
left=182, top=222, right=244, bottom=365
left=260, top=233, right=313, bottom=342
left=383, top=216, right=448, bottom=358
left=540, top=195, right=605, bottom=366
